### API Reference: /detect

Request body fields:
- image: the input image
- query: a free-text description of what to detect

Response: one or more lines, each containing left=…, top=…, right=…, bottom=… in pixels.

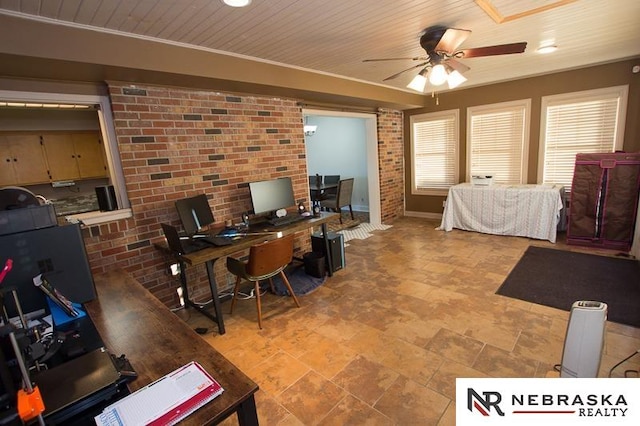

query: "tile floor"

left=177, top=216, right=640, bottom=425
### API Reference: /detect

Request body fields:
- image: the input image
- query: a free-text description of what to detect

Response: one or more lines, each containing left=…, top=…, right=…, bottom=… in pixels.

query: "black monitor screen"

left=175, top=194, right=215, bottom=236
left=248, top=177, right=296, bottom=216
left=0, top=224, right=96, bottom=319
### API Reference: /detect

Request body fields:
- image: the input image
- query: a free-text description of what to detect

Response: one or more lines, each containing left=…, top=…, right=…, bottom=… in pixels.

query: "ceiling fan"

left=364, top=26, right=527, bottom=92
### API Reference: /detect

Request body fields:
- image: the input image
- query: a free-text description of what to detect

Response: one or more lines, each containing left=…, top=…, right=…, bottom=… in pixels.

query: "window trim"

left=537, top=85, right=628, bottom=186
left=466, top=99, right=531, bottom=184
left=410, top=109, right=459, bottom=196
left=0, top=89, right=132, bottom=224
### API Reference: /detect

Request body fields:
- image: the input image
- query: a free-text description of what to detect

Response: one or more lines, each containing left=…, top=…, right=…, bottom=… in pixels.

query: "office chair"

left=319, top=178, right=355, bottom=224
left=226, top=234, right=300, bottom=328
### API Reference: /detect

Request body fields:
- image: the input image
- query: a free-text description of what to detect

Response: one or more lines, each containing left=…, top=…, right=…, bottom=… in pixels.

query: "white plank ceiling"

left=0, top=0, right=638, bottom=92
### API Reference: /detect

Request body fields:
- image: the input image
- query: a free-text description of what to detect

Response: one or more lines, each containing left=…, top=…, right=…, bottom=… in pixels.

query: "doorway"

left=302, top=109, right=381, bottom=226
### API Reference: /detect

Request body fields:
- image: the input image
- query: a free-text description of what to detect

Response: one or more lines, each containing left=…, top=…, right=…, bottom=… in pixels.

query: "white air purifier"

left=560, top=301, right=607, bottom=378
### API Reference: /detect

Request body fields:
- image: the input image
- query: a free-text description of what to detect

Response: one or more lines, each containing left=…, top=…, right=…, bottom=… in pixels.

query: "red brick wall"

left=377, top=108, right=405, bottom=222
left=81, top=83, right=404, bottom=307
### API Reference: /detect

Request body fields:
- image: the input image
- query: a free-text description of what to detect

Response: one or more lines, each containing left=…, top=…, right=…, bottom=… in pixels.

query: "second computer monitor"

left=175, top=194, right=215, bottom=236
left=248, top=177, right=296, bottom=217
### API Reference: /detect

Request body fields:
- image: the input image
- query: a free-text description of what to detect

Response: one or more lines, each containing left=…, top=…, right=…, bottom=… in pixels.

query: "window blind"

left=411, top=110, right=458, bottom=192
left=468, top=101, right=529, bottom=184
left=541, top=86, right=626, bottom=192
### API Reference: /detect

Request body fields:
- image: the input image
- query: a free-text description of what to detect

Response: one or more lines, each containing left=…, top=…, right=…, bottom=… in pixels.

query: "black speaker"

left=95, top=185, right=117, bottom=211
left=311, top=232, right=345, bottom=273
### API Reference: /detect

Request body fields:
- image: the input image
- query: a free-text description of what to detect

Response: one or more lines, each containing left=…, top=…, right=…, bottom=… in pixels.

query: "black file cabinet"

left=311, top=232, right=345, bottom=273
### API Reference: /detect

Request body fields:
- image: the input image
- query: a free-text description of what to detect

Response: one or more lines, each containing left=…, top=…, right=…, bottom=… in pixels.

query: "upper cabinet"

left=0, top=131, right=107, bottom=187
left=0, top=134, right=50, bottom=186
left=42, top=132, right=107, bottom=181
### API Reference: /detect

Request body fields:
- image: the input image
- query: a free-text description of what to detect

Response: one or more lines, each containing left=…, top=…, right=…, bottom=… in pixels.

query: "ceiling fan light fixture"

left=447, top=70, right=467, bottom=89
left=429, top=64, right=448, bottom=86
left=407, top=69, right=429, bottom=92
left=222, top=0, right=252, bottom=7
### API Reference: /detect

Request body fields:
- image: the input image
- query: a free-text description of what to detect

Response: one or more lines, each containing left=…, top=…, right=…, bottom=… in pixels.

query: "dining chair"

left=226, top=234, right=300, bottom=328
left=322, top=175, right=340, bottom=198
left=319, top=178, right=355, bottom=224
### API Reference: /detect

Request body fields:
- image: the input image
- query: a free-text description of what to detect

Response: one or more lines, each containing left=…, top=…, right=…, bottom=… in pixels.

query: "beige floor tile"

left=331, top=355, right=400, bottom=406
left=319, top=394, right=394, bottom=426
left=374, top=376, right=450, bottom=425
left=277, top=371, right=346, bottom=425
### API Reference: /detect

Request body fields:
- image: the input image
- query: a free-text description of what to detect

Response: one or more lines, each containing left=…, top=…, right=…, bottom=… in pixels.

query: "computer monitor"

left=175, top=194, right=215, bottom=236
left=248, top=177, right=296, bottom=217
left=0, top=224, right=96, bottom=320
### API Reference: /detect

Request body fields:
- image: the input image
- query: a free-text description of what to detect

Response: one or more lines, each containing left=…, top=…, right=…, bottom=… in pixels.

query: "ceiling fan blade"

left=363, top=57, right=427, bottom=62
left=434, top=28, right=472, bottom=54
left=382, top=62, right=428, bottom=81
left=445, top=58, right=470, bottom=74
left=459, top=42, right=527, bottom=58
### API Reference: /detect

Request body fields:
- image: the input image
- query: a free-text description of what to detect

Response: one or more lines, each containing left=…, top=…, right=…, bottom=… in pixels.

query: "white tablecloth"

left=440, top=183, right=566, bottom=243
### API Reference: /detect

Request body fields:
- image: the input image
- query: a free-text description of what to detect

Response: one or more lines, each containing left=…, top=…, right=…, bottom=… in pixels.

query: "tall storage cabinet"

left=567, top=152, right=640, bottom=251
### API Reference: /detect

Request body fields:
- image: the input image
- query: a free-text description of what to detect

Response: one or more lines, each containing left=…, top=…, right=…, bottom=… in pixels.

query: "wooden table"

left=155, top=212, right=339, bottom=334
left=440, top=183, right=566, bottom=243
left=85, top=269, right=260, bottom=425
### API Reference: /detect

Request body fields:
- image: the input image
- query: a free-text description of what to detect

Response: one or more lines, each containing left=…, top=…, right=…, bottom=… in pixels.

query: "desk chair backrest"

left=246, top=234, right=294, bottom=278
left=161, top=223, right=189, bottom=254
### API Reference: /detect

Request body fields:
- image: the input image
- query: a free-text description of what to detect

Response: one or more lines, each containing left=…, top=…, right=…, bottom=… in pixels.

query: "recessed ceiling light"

left=536, top=45, right=558, bottom=54
left=222, top=0, right=251, bottom=7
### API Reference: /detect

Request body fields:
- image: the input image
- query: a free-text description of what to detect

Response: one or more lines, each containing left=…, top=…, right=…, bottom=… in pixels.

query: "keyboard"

left=267, top=215, right=306, bottom=227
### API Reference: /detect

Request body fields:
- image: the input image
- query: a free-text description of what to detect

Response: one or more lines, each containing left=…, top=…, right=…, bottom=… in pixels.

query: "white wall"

left=305, top=115, right=369, bottom=211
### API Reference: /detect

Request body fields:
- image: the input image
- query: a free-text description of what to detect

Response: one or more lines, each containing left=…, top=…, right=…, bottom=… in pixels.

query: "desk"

left=156, top=212, right=339, bottom=334
left=85, top=269, right=260, bottom=426
left=440, top=183, right=566, bottom=243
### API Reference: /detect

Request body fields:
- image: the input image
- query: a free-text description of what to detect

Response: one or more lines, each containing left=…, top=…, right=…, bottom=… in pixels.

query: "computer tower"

left=560, top=301, right=607, bottom=378
left=311, top=232, right=345, bottom=273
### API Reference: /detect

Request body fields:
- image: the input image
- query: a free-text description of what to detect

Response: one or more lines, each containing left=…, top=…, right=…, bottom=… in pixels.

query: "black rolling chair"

left=319, top=178, right=354, bottom=224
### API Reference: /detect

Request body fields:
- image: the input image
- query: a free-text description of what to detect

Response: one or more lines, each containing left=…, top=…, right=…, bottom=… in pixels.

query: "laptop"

left=161, top=223, right=208, bottom=254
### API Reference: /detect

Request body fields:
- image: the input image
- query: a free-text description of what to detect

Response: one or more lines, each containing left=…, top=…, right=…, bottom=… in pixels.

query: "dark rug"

left=272, top=263, right=327, bottom=296
left=496, top=246, right=640, bottom=327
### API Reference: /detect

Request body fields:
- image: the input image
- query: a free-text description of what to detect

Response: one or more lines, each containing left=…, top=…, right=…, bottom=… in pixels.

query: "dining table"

left=309, top=181, right=338, bottom=208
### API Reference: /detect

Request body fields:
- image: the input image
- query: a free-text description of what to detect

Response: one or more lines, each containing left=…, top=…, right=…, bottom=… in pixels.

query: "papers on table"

left=95, top=361, right=223, bottom=426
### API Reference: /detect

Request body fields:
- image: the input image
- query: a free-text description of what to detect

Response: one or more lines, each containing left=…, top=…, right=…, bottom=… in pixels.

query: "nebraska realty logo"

left=456, top=378, right=639, bottom=425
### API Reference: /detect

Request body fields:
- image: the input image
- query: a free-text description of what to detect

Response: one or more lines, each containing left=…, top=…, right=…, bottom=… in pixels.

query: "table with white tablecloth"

left=439, top=183, right=566, bottom=243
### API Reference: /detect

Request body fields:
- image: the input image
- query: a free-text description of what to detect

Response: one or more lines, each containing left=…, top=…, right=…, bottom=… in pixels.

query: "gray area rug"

left=496, top=246, right=640, bottom=327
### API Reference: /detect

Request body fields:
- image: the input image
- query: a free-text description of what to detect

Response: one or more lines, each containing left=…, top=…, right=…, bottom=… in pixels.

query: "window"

left=539, top=86, right=628, bottom=191
left=467, top=99, right=530, bottom=184
left=0, top=89, right=131, bottom=225
left=410, top=109, right=459, bottom=195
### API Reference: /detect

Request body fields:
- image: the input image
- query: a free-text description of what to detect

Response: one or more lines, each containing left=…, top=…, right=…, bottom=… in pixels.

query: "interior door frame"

left=302, top=108, right=381, bottom=226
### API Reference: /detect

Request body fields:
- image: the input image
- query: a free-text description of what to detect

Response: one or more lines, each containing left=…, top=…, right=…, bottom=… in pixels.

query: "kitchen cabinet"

left=42, top=132, right=107, bottom=181
left=0, top=134, right=50, bottom=186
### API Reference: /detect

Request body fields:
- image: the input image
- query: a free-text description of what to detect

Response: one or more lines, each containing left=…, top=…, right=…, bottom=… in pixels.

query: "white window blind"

left=540, top=86, right=627, bottom=191
left=467, top=100, right=530, bottom=184
left=410, top=110, right=459, bottom=193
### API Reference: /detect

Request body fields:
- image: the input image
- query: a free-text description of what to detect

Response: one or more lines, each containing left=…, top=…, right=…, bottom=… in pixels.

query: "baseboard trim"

left=404, top=211, right=443, bottom=221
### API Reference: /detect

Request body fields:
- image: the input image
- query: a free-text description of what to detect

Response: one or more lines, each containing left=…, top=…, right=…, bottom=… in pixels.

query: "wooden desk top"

left=159, top=212, right=338, bottom=267
left=85, top=269, right=259, bottom=425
